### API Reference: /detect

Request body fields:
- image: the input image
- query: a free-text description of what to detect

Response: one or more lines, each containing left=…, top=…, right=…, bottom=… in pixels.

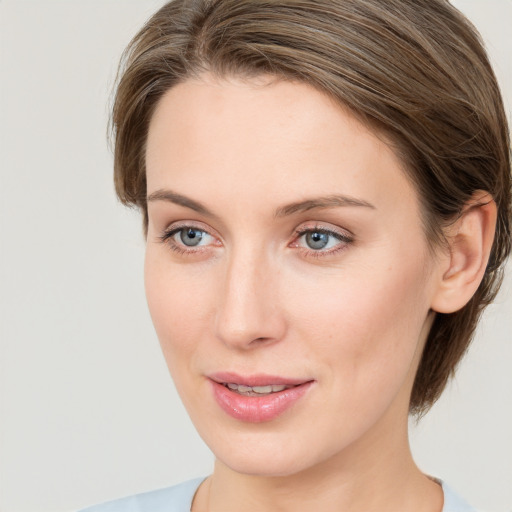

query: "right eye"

left=159, top=225, right=219, bottom=254
left=176, top=228, right=208, bottom=247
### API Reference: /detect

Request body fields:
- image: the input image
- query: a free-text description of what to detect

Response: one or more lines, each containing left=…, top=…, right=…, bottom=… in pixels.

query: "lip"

left=208, top=372, right=314, bottom=423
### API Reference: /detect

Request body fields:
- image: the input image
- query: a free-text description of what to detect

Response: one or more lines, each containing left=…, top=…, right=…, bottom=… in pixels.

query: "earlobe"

left=431, top=191, right=497, bottom=314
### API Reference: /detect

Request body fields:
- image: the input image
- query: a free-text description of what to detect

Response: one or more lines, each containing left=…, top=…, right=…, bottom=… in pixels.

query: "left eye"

left=297, top=229, right=347, bottom=251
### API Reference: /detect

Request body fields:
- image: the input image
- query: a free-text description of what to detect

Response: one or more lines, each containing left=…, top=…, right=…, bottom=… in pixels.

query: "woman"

left=82, top=0, right=511, bottom=510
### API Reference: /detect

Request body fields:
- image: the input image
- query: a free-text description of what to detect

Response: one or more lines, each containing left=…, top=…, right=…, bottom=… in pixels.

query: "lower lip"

left=209, top=380, right=313, bottom=423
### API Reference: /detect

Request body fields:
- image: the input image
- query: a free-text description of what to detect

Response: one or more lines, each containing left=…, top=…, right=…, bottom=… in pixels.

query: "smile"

left=208, top=373, right=314, bottom=423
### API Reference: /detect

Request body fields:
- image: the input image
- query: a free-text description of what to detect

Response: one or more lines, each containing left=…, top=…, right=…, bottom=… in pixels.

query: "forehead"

left=145, top=73, right=419, bottom=220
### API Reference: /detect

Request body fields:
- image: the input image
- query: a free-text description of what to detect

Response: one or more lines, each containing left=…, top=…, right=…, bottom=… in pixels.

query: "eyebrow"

left=147, top=189, right=375, bottom=218
left=275, top=195, right=376, bottom=217
left=147, top=189, right=217, bottom=218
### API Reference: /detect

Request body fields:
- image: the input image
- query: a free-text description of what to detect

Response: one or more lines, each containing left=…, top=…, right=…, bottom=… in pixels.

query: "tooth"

left=225, top=383, right=292, bottom=395
left=252, top=385, right=273, bottom=394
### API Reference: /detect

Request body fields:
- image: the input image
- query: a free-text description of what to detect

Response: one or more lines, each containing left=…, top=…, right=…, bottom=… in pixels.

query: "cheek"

left=144, top=251, right=215, bottom=370
left=285, top=253, right=432, bottom=387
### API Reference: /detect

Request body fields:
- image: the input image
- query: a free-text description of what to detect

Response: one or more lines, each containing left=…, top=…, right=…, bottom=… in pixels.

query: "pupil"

left=306, top=231, right=329, bottom=250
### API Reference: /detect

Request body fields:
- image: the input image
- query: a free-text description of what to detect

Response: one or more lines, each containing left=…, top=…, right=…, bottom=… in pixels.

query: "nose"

left=214, top=247, right=287, bottom=350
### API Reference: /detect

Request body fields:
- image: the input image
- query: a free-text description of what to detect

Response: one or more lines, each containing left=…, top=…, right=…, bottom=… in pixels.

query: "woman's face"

left=144, top=74, right=443, bottom=477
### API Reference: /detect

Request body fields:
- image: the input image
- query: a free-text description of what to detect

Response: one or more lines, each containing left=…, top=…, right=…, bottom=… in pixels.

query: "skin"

left=143, top=73, right=456, bottom=512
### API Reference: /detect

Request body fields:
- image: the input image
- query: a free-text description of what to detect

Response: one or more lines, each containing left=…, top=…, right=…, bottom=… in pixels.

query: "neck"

left=193, top=403, right=443, bottom=512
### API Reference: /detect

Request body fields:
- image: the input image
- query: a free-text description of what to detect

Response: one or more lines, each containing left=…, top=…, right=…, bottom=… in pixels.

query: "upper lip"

left=208, top=372, right=312, bottom=387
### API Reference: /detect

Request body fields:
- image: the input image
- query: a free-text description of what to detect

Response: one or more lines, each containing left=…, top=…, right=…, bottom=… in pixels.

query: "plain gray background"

left=0, top=1, right=511, bottom=511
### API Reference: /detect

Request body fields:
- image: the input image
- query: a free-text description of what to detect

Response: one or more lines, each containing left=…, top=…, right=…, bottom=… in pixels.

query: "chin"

left=203, top=426, right=334, bottom=478
left=220, top=451, right=313, bottom=478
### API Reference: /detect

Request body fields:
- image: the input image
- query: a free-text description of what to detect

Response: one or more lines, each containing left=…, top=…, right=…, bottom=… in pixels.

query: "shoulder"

left=78, top=477, right=205, bottom=512
left=78, top=477, right=479, bottom=512
left=441, top=481, right=477, bottom=512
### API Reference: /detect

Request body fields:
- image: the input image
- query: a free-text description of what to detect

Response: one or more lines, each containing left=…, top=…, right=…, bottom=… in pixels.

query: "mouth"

left=208, top=373, right=314, bottom=423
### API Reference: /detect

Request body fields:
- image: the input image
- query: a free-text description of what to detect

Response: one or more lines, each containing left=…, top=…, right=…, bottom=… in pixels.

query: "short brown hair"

left=111, top=0, right=511, bottom=415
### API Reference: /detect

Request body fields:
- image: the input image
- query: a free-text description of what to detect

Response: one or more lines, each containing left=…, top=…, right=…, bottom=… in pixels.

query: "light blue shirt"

left=79, top=477, right=477, bottom=512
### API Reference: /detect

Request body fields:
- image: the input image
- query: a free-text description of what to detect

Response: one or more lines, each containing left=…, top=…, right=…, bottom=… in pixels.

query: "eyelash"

left=158, top=223, right=354, bottom=258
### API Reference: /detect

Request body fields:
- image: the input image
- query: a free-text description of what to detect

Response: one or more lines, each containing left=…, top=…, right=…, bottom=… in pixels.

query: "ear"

left=430, top=191, right=497, bottom=314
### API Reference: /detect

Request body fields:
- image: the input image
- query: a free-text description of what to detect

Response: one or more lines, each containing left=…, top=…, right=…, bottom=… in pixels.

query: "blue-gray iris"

left=180, top=228, right=203, bottom=246
left=306, top=232, right=329, bottom=250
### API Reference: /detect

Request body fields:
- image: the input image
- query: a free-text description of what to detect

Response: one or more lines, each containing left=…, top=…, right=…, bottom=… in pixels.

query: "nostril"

left=250, top=336, right=275, bottom=346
